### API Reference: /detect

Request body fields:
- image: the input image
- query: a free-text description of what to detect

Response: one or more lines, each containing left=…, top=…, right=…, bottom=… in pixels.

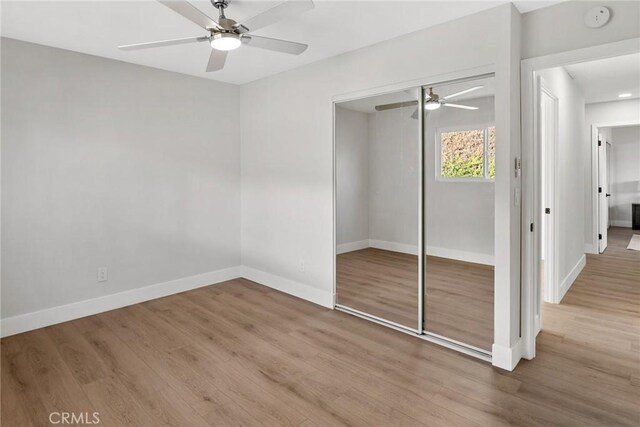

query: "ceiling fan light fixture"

left=210, top=32, right=241, bottom=51
left=424, top=101, right=441, bottom=111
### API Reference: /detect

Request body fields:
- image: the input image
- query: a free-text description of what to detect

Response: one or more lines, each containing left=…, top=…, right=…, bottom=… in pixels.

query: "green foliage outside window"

left=440, top=126, right=495, bottom=179
left=441, top=153, right=484, bottom=177
left=487, top=126, right=496, bottom=178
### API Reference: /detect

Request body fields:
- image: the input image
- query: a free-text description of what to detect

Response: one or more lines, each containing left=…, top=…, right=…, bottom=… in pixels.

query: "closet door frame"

left=332, top=66, right=495, bottom=362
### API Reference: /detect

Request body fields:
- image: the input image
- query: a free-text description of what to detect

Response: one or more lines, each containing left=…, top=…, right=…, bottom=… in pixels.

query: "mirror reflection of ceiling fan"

left=118, top=0, right=314, bottom=72
left=375, top=85, right=484, bottom=119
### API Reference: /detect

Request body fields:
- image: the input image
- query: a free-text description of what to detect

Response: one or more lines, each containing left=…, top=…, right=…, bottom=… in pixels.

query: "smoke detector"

left=584, top=6, right=611, bottom=28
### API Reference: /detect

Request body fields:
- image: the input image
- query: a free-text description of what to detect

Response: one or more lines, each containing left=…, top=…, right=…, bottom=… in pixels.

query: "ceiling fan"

left=375, top=85, right=484, bottom=119
left=119, top=0, right=314, bottom=72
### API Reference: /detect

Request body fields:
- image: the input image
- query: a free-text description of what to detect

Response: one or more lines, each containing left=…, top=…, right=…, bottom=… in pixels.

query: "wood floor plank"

left=306, top=352, right=479, bottom=427
left=120, top=333, right=258, bottom=423
left=82, top=377, right=157, bottom=427
left=45, top=321, right=109, bottom=385
left=1, top=340, right=40, bottom=427
left=181, top=289, right=322, bottom=360
left=0, top=329, right=99, bottom=427
left=171, top=344, right=308, bottom=426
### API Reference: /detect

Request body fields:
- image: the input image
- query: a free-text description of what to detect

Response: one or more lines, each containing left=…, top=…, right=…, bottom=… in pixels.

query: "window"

left=437, top=124, right=495, bottom=181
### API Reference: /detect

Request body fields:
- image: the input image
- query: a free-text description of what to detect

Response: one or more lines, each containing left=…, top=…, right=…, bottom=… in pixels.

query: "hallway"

left=517, top=226, right=640, bottom=424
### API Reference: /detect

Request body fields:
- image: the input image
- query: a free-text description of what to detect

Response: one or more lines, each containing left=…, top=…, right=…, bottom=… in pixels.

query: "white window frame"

left=435, top=122, right=496, bottom=183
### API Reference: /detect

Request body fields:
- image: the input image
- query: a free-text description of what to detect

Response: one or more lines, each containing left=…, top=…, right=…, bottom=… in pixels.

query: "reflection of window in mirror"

left=436, top=124, right=495, bottom=181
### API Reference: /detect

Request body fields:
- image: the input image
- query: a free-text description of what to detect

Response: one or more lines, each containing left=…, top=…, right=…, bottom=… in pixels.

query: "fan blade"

left=206, top=49, right=228, bottom=72
left=240, top=0, right=314, bottom=32
left=443, top=103, right=478, bottom=110
left=157, top=0, right=219, bottom=29
left=374, top=101, right=419, bottom=112
left=442, top=85, right=483, bottom=100
left=411, top=108, right=419, bottom=119
left=241, top=35, right=308, bottom=55
left=119, top=36, right=207, bottom=51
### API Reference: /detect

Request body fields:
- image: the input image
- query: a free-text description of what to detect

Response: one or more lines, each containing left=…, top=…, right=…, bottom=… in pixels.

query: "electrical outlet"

left=97, top=267, right=108, bottom=283
left=298, top=259, right=305, bottom=272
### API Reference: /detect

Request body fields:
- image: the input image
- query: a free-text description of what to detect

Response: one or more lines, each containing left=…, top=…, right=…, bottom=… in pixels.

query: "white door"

left=598, top=133, right=609, bottom=253
left=540, top=85, right=558, bottom=304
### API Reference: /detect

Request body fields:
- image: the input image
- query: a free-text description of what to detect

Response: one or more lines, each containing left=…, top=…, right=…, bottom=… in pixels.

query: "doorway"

left=593, top=124, right=640, bottom=253
left=521, top=38, right=640, bottom=360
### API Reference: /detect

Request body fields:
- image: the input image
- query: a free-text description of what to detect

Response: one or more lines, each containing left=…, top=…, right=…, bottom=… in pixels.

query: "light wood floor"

left=336, top=248, right=493, bottom=350
left=2, top=228, right=639, bottom=426
left=336, top=248, right=419, bottom=327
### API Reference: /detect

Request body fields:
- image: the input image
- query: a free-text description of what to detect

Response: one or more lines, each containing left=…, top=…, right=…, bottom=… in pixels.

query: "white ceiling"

left=1, top=0, right=557, bottom=85
left=564, top=53, right=640, bottom=104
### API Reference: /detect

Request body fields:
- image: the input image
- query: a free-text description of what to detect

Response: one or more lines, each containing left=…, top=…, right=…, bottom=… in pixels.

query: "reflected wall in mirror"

left=335, top=89, right=420, bottom=329
left=423, top=75, right=495, bottom=351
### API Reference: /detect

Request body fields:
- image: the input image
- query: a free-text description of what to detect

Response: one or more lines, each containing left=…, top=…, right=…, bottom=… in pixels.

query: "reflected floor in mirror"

left=336, top=248, right=419, bottom=328
left=424, top=256, right=493, bottom=351
left=336, top=248, right=493, bottom=351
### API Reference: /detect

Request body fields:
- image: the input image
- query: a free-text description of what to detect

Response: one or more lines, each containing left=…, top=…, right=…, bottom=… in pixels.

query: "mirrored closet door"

left=422, top=75, right=495, bottom=352
left=335, top=88, right=422, bottom=330
left=334, top=74, right=495, bottom=358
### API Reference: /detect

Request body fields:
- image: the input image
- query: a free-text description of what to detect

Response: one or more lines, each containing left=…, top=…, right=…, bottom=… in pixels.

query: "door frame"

left=598, top=129, right=610, bottom=253
left=521, top=37, right=640, bottom=361
left=590, top=120, right=640, bottom=254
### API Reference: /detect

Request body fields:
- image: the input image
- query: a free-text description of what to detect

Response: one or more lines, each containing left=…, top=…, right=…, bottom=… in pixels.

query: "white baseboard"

left=492, top=338, right=523, bottom=371
left=240, top=266, right=334, bottom=309
left=0, top=241, right=494, bottom=338
left=0, top=267, right=241, bottom=338
left=558, top=254, right=586, bottom=303
left=0, top=265, right=336, bottom=338
left=369, top=239, right=419, bottom=255
left=610, top=220, right=632, bottom=228
left=336, top=240, right=369, bottom=255
left=426, top=246, right=494, bottom=266
left=337, top=239, right=494, bottom=266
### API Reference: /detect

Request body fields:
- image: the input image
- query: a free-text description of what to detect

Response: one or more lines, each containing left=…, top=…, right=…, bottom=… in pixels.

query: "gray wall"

left=335, top=106, right=370, bottom=246
left=1, top=38, right=241, bottom=318
left=368, top=106, right=419, bottom=250
left=610, top=126, right=640, bottom=226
